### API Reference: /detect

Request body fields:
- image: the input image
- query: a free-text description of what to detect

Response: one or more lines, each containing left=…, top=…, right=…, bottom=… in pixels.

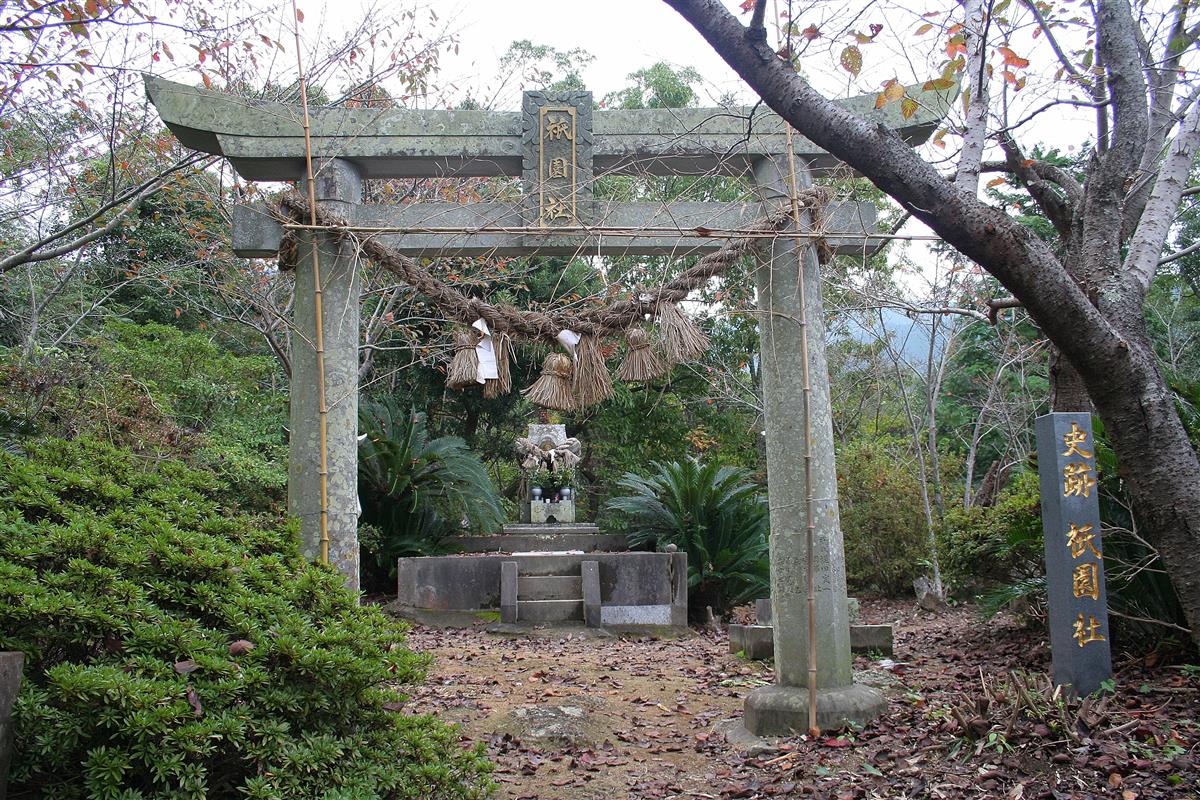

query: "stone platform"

left=446, top=524, right=627, bottom=554
left=397, top=550, right=686, bottom=628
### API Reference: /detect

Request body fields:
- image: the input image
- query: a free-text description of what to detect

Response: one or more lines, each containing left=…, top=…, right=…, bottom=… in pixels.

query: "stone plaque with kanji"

left=522, top=90, right=593, bottom=227
left=1036, top=412, right=1113, bottom=696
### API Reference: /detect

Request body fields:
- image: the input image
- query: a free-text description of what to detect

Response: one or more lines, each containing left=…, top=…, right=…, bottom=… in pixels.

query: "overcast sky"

left=438, top=1, right=750, bottom=105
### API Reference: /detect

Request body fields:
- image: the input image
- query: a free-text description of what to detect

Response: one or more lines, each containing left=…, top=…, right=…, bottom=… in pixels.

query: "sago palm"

left=604, top=459, right=769, bottom=620
left=358, top=400, right=503, bottom=569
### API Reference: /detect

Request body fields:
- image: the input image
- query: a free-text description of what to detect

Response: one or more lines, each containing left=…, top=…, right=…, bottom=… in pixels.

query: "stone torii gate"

left=146, top=76, right=951, bottom=735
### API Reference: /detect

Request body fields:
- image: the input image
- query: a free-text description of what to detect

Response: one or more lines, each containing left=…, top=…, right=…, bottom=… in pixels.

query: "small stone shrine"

left=515, top=423, right=581, bottom=524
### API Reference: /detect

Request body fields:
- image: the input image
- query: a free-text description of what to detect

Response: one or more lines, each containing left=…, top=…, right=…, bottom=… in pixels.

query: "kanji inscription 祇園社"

left=521, top=91, right=593, bottom=228
left=1036, top=413, right=1113, bottom=695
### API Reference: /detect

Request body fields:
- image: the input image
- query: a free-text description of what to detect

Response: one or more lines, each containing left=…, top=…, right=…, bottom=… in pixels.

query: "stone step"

left=510, top=555, right=591, bottom=577
left=452, top=528, right=626, bottom=554
left=519, top=599, right=584, bottom=623
left=503, top=524, right=601, bottom=536
left=519, top=575, right=582, bottom=601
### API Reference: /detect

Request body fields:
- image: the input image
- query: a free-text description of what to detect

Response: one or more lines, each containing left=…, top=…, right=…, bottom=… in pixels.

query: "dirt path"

left=400, top=602, right=1200, bottom=799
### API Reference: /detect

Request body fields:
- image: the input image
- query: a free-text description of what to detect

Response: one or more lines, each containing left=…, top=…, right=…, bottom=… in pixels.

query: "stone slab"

left=520, top=599, right=584, bottom=623
left=0, top=651, right=23, bottom=794
left=518, top=575, right=582, bottom=601
left=601, top=604, right=673, bottom=626
left=449, top=531, right=626, bottom=553
left=500, top=561, right=518, bottom=625
left=849, top=624, right=893, bottom=655
left=145, top=76, right=954, bottom=181
left=744, top=683, right=885, bottom=735
left=231, top=199, right=884, bottom=259
left=582, top=561, right=601, bottom=628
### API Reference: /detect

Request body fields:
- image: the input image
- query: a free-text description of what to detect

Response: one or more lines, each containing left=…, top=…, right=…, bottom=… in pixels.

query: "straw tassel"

left=572, top=334, right=614, bottom=407
left=656, top=302, right=709, bottom=364
left=483, top=331, right=513, bottom=398
left=445, top=328, right=481, bottom=390
left=522, top=352, right=575, bottom=411
left=616, top=326, right=668, bottom=382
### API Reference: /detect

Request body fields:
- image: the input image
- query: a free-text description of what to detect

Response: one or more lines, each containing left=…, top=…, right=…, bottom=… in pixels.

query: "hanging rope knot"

left=627, top=327, right=651, bottom=350
left=795, top=186, right=834, bottom=264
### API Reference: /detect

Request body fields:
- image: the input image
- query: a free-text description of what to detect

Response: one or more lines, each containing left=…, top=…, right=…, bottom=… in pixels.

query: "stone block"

left=755, top=598, right=772, bottom=624
left=1, top=651, right=23, bottom=794
left=727, top=623, right=894, bottom=660
left=231, top=203, right=283, bottom=258
left=741, top=625, right=775, bottom=660
left=849, top=624, right=893, bottom=655
left=530, top=498, right=575, bottom=524
left=500, top=561, right=518, bottom=624
left=756, top=596, right=857, bottom=625
left=581, top=561, right=601, bottom=628
left=728, top=624, right=746, bottom=654
left=744, top=683, right=885, bottom=735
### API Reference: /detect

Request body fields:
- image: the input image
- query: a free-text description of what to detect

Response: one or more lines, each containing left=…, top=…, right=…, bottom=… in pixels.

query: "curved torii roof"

left=144, top=76, right=954, bottom=182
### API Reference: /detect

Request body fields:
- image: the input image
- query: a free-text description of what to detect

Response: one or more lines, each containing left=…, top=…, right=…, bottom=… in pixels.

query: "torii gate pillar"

left=289, top=159, right=363, bottom=592
left=747, top=155, right=885, bottom=733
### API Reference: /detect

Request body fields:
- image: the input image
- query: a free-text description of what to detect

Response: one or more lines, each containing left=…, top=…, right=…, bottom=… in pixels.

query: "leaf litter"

left=395, top=600, right=1199, bottom=799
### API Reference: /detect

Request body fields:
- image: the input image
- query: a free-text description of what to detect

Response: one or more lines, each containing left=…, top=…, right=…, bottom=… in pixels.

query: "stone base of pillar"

left=744, top=683, right=885, bottom=736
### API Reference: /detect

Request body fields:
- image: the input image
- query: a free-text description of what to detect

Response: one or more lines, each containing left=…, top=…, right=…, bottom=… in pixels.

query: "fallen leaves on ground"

left=394, top=600, right=1199, bottom=799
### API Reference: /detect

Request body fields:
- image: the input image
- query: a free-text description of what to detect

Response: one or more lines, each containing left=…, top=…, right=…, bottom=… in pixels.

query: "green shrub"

left=358, top=401, right=504, bottom=590
left=837, top=436, right=932, bottom=596
left=0, top=322, right=288, bottom=511
left=0, top=437, right=492, bottom=799
left=938, top=470, right=1044, bottom=596
left=97, top=321, right=288, bottom=508
left=604, top=459, right=769, bottom=621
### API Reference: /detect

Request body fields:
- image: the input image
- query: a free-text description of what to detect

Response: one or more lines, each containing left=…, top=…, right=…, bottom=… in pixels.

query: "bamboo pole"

left=289, top=0, right=331, bottom=565
left=783, top=126, right=820, bottom=739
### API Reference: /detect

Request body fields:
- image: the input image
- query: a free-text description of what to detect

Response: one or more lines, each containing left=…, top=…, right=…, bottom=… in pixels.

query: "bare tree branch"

left=1125, top=99, right=1200, bottom=295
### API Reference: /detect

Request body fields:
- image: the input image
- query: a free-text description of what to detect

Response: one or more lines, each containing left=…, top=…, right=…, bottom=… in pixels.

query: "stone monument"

left=516, top=423, right=581, bottom=524
left=1036, top=413, right=1112, bottom=696
left=1, top=651, right=22, bottom=795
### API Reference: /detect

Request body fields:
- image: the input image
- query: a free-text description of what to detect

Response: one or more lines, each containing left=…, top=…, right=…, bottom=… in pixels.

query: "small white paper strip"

left=556, top=328, right=581, bottom=359
left=473, top=318, right=498, bottom=382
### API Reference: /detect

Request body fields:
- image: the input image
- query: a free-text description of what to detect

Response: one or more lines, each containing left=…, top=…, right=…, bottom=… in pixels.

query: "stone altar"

left=516, top=423, right=581, bottom=524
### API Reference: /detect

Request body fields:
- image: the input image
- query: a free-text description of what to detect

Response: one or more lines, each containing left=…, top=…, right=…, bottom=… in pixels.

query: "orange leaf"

left=885, top=79, right=905, bottom=102
left=998, top=46, right=1030, bottom=69
left=802, top=24, right=821, bottom=41
left=915, top=22, right=934, bottom=35
left=295, top=8, right=304, bottom=22
left=986, top=177, right=1007, bottom=188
